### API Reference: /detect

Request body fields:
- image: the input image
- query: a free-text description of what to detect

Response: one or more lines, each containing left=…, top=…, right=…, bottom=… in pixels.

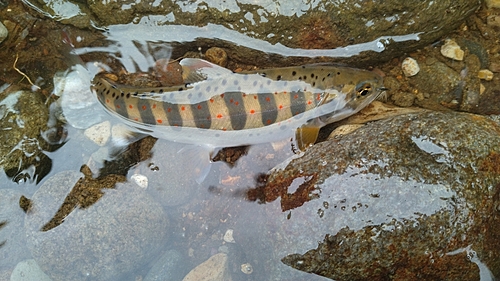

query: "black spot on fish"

left=206, top=86, right=211, bottom=92
left=322, top=77, right=326, bottom=81
left=298, top=77, right=302, bottom=81
left=337, top=72, right=341, bottom=75
left=159, top=89, right=164, bottom=93
left=150, top=90, right=156, bottom=94
left=312, top=82, right=316, bottom=87
left=133, top=92, right=138, bottom=96
left=233, top=80, right=239, bottom=86
left=214, top=86, right=219, bottom=92
left=194, top=85, right=200, bottom=90
left=292, top=71, right=297, bottom=76
left=106, top=89, right=110, bottom=95
left=301, top=66, right=305, bottom=69
left=266, top=80, right=271, bottom=85
left=222, top=79, right=227, bottom=85
left=198, top=92, right=203, bottom=97
left=315, top=75, right=318, bottom=80
left=253, top=81, right=258, bottom=87
left=303, top=75, right=307, bottom=80
left=277, top=75, right=282, bottom=81
left=120, top=92, right=124, bottom=97
left=111, top=92, right=115, bottom=98
left=243, top=75, right=249, bottom=80
left=187, top=93, right=193, bottom=99
left=311, top=73, right=315, bottom=78
left=327, top=73, right=331, bottom=77
left=126, top=93, right=130, bottom=98
left=178, top=88, right=184, bottom=91
left=261, top=73, right=267, bottom=77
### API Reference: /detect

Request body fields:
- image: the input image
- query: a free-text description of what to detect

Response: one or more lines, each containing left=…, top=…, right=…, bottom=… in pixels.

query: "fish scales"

left=92, top=58, right=384, bottom=148
left=95, top=77, right=322, bottom=131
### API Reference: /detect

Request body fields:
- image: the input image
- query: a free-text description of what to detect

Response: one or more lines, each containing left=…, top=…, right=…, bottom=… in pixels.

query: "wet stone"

left=0, top=21, right=7, bottom=43
left=83, top=0, right=480, bottom=67
left=262, top=111, right=500, bottom=281
left=0, top=189, right=31, bottom=268
left=25, top=170, right=170, bottom=281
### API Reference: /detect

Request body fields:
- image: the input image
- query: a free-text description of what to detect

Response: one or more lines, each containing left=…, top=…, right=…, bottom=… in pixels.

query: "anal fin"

left=295, top=120, right=322, bottom=151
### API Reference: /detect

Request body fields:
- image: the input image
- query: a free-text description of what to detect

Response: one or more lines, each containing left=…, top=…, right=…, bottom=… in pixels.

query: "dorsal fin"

left=180, top=58, right=233, bottom=84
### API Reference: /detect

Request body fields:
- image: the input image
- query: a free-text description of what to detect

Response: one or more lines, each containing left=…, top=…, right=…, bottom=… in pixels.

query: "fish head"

left=320, top=70, right=385, bottom=124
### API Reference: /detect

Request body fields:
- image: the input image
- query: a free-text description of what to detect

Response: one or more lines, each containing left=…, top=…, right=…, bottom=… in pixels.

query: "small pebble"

left=486, top=15, right=500, bottom=27
left=240, top=263, right=253, bottom=274
left=489, top=62, right=500, bottom=73
left=223, top=229, right=235, bottom=243
left=401, top=57, right=420, bottom=77
left=84, top=121, right=110, bottom=146
left=0, top=22, right=7, bottom=44
left=131, top=174, right=148, bottom=189
left=478, top=69, right=494, bottom=81
left=485, top=0, right=500, bottom=8
left=440, top=39, right=464, bottom=61
left=205, top=47, right=228, bottom=67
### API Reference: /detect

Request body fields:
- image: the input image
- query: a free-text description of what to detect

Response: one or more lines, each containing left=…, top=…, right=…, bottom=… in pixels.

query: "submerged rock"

left=25, top=170, right=170, bottom=281
left=81, top=0, right=480, bottom=67
left=258, top=111, right=500, bottom=280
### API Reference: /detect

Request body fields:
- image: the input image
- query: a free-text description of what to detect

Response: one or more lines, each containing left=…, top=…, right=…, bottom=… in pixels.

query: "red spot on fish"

left=266, top=119, right=272, bottom=125
left=283, top=91, right=287, bottom=95
left=222, top=128, right=227, bottom=131
left=294, top=94, right=298, bottom=99
left=279, top=105, right=283, bottom=109
left=129, top=105, right=133, bottom=109
left=142, top=105, right=147, bottom=110
left=265, top=97, right=271, bottom=102
left=253, top=95, right=257, bottom=99
left=207, top=116, right=211, bottom=120
left=316, top=94, right=321, bottom=100
left=274, top=91, right=278, bottom=95
left=242, top=93, right=247, bottom=97
left=230, top=99, right=234, bottom=103
left=234, top=101, right=239, bottom=106
left=116, top=105, right=121, bottom=109
left=106, top=99, right=110, bottom=103
left=217, top=114, right=223, bottom=119
left=307, top=100, right=312, bottom=105
left=250, top=109, right=255, bottom=114
left=152, top=104, right=157, bottom=109
left=220, top=93, right=225, bottom=98
left=181, top=106, right=186, bottom=111
left=157, top=119, right=163, bottom=124
left=167, top=108, right=172, bottom=113
left=134, top=118, right=139, bottom=121
left=197, top=104, right=202, bottom=110
left=210, top=98, right=214, bottom=103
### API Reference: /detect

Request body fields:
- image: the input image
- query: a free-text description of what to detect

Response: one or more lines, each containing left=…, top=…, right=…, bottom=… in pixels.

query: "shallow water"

left=1, top=1, right=498, bottom=281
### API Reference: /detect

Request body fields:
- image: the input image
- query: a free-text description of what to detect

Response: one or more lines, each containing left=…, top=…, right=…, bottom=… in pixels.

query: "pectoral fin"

left=177, top=144, right=214, bottom=184
left=295, top=123, right=321, bottom=151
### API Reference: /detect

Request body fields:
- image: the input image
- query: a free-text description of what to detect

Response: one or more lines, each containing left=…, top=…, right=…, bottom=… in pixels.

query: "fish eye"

left=357, top=83, right=372, bottom=97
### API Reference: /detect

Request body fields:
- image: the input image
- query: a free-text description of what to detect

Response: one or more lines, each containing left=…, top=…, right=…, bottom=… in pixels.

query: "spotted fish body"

left=92, top=58, right=384, bottom=148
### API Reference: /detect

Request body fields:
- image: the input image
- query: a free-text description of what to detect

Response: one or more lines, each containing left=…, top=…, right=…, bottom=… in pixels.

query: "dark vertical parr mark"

left=113, top=92, right=129, bottom=119
left=137, top=98, right=156, bottom=124
left=257, top=93, right=278, bottom=126
left=223, top=92, right=247, bottom=130
left=290, top=91, right=307, bottom=117
left=191, top=101, right=212, bottom=129
left=164, top=102, right=183, bottom=127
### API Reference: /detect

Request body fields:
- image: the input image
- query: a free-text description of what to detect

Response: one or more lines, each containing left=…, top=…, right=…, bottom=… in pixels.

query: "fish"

left=92, top=58, right=384, bottom=182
